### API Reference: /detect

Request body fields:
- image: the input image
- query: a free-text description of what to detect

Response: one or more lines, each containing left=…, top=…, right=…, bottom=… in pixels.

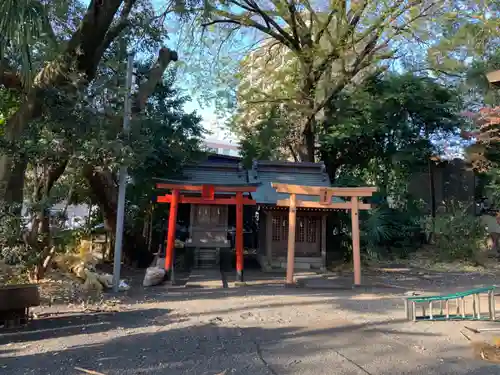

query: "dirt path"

left=2, top=280, right=500, bottom=375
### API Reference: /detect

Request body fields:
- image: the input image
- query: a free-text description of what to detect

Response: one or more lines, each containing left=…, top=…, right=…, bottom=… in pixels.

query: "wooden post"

left=147, top=205, right=154, bottom=254
left=286, top=193, right=297, bottom=285
left=236, top=192, right=244, bottom=282
left=477, top=294, right=481, bottom=319
left=321, top=214, right=327, bottom=271
left=351, top=196, right=361, bottom=286
left=265, top=210, right=273, bottom=269
left=491, top=292, right=496, bottom=321
left=165, top=189, right=179, bottom=280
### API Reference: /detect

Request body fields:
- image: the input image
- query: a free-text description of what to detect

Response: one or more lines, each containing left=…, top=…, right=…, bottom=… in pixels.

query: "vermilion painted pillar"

left=236, top=192, right=244, bottom=282
left=165, top=189, right=179, bottom=281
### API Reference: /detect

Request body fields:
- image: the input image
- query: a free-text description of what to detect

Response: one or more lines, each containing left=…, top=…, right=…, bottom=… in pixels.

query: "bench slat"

left=407, top=286, right=496, bottom=303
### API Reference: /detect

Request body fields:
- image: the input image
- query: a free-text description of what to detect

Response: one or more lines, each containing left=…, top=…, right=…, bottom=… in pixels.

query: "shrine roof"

left=158, top=161, right=249, bottom=189
left=248, top=160, right=343, bottom=205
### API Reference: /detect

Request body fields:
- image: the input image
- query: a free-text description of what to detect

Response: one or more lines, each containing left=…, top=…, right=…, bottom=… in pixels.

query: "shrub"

left=424, top=202, right=486, bottom=261
left=362, top=204, right=424, bottom=260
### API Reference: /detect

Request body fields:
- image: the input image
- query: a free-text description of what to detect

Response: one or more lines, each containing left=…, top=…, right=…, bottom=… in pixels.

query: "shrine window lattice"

left=271, top=215, right=318, bottom=243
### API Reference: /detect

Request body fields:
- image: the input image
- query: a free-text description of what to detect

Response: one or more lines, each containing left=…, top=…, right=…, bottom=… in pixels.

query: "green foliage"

left=323, top=72, right=463, bottom=198
left=126, top=71, right=204, bottom=225
left=427, top=0, right=499, bottom=76
left=362, top=202, right=425, bottom=260
left=0, top=0, right=56, bottom=84
left=0, top=89, right=19, bottom=118
left=0, top=205, right=24, bottom=248
left=186, top=0, right=453, bottom=159
left=322, top=72, right=462, bottom=153
left=236, top=106, right=298, bottom=166
left=424, top=202, right=486, bottom=261
left=465, top=49, right=500, bottom=107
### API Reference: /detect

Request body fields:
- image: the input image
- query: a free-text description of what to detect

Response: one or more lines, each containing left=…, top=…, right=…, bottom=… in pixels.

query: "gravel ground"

left=2, top=269, right=500, bottom=375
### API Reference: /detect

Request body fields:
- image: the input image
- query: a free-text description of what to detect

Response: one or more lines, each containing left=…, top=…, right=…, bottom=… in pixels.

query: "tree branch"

left=311, top=1, right=369, bottom=85
left=132, top=47, right=178, bottom=114
left=287, top=142, right=299, bottom=162
left=202, top=5, right=300, bottom=52
left=314, top=7, right=337, bottom=44
left=285, top=2, right=302, bottom=48
left=0, top=58, right=22, bottom=91
left=95, top=0, right=137, bottom=69
left=241, top=0, right=299, bottom=48
left=66, top=0, right=124, bottom=81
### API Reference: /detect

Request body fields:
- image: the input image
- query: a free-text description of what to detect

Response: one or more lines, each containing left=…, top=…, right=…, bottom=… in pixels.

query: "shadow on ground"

left=6, top=266, right=499, bottom=374
left=33, top=278, right=497, bottom=324
left=1, top=307, right=498, bottom=375
left=0, top=308, right=181, bottom=345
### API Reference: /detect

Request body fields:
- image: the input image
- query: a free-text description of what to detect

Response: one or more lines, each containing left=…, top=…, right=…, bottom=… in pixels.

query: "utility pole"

left=113, top=53, right=134, bottom=292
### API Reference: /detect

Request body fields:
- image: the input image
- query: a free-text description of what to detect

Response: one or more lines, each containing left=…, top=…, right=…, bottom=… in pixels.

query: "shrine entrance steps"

left=185, top=269, right=225, bottom=288
left=193, top=247, right=219, bottom=269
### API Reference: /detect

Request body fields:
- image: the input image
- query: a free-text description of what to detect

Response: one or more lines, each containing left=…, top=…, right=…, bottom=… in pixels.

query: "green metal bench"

left=405, top=286, right=497, bottom=322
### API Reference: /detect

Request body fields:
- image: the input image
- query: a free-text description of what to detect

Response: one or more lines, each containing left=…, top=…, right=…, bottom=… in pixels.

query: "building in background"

left=202, top=117, right=241, bottom=157
left=487, top=69, right=500, bottom=86
left=203, top=138, right=240, bottom=157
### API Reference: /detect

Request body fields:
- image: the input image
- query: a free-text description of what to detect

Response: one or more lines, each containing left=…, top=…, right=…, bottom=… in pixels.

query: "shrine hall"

left=154, top=155, right=375, bottom=285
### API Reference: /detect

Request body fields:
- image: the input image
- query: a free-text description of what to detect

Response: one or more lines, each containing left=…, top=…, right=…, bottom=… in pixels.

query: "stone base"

left=258, top=255, right=324, bottom=272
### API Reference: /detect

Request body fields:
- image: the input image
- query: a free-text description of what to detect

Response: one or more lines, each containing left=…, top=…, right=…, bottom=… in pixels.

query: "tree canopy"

left=0, top=0, right=499, bottom=274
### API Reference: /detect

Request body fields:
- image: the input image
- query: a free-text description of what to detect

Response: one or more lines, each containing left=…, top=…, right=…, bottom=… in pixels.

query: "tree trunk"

left=0, top=0, right=128, bottom=204
left=303, top=126, right=316, bottom=162
left=295, top=117, right=316, bottom=162
left=0, top=93, right=40, bottom=204
left=24, top=158, right=70, bottom=280
left=321, top=149, right=340, bottom=184
left=295, top=128, right=316, bottom=162
left=80, top=47, right=178, bottom=268
left=5, top=158, right=28, bottom=213
left=83, top=165, right=153, bottom=267
left=296, top=59, right=318, bottom=162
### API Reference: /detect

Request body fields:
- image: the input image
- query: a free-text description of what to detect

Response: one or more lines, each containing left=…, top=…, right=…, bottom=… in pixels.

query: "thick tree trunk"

left=0, top=93, right=40, bottom=204
left=24, top=158, right=69, bottom=280
left=83, top=165, right=153, bottom=267
left=303, top=127, right=316, bottom=162
left=296, top=59, right=318, bottom=162
left=296, top=126, right=316, bottom=162
left=320, top=149, right=340, bottom=183
left=80, top=47, right=177, bottom=268
left=0, top=0, right=175, bottom=268
left=5, top=158, right=28, bottom=212
left=0, top=0, right=128, bottom=204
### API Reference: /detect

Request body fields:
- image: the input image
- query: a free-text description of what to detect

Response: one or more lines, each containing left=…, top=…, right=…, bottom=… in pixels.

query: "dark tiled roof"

left=156, top=160, right=341, bottom=205
left=206, top=154, right=242, bottom=164
left=182, top=162, right=248, bottom=186
left=248, top=160, right=340, bottom=204
left=155, top=162, right=250, bottom=197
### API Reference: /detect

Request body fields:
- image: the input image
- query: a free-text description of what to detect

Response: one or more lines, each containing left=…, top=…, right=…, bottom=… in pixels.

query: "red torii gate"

left=155, top=181, right=258, bottom=281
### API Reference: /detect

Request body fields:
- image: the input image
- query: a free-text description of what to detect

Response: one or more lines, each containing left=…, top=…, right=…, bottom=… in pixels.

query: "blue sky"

left=77, top=0, right=228, bottom=137
left=78, top=0, right=473, bottom=154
